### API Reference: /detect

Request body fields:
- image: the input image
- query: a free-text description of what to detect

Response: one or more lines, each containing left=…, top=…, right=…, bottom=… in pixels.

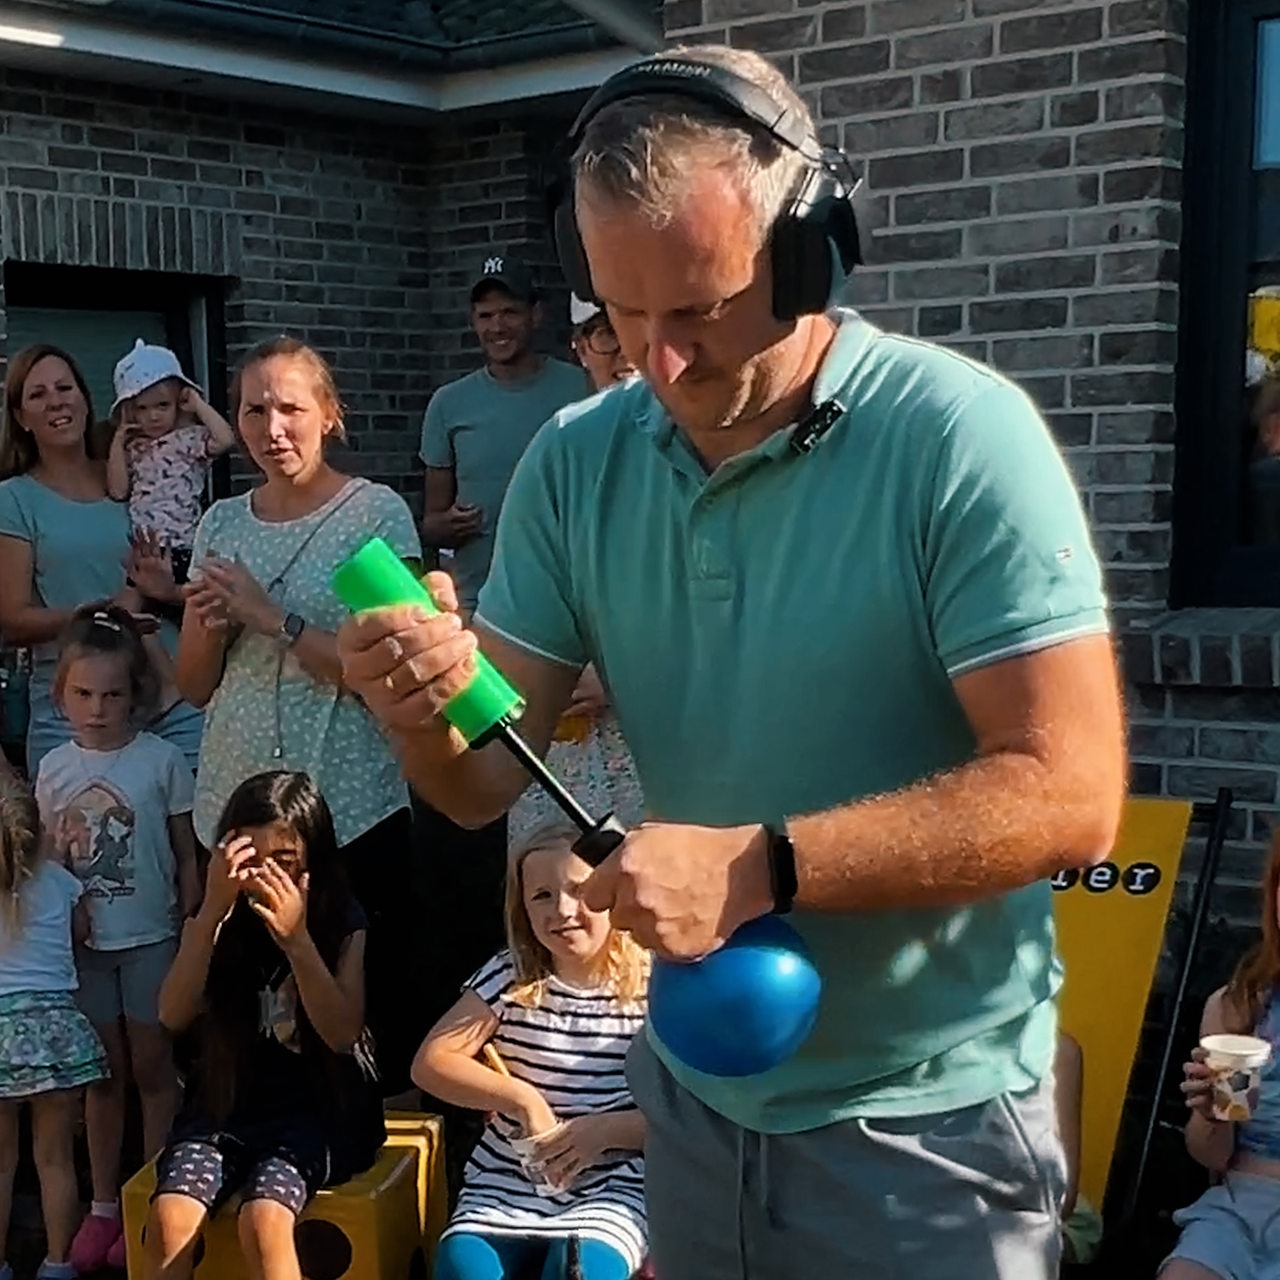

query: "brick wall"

left=0, top=65, right=565, bottom=509
left=667, top=0, right=1186, bottom=628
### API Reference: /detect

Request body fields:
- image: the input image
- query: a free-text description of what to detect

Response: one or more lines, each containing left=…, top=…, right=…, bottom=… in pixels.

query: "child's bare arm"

left=159, top=909, right=217, bottom=1033
left=593, top=1108, right=646, bottom=1153
left=1185, top=988, right=1241, bottom=1173
left=414, top=990, right=558, bottom=1136
left=286, top=923, right=366, bottom=1053
left=168, top=812, right=201, bottom=920
left=141, top=631, right=175, bottom=686
left=72, top=897, right=91, bottom=947
left=183, top=389, right=236, bottom=457
left=106, top=420, right=134, bottom=501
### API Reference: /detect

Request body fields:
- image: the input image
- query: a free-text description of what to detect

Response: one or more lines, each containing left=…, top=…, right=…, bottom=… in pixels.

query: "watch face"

left=283, top=613, right=305, bottom=641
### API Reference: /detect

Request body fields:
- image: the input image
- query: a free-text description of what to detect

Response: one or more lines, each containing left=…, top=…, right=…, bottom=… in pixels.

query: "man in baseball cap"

left=469, top=254, right=539, bottom=307
left=419, top=251, right=586, bottom=612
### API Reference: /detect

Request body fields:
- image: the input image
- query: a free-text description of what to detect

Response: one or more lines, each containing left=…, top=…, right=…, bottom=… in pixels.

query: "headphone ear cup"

left=543, top=164, right=568, bottom=232
left=544, top=143, right=595, bottom=302
left=768, top=215, right=831, bottom=322
left=769, top=163, right=863, bottom=320
left=767, top=218, right=801, bottom=323
left=553, top=195, right=595, bottom=302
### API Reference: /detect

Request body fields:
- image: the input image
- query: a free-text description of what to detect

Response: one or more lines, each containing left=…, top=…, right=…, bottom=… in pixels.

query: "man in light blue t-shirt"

left=419, top=254, right=586, bottom=616
left=343, top=47, right=1126, bottom=1280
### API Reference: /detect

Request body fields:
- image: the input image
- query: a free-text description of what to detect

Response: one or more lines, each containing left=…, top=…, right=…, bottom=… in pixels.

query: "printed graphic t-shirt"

left=35, top=732, right=194, bottom=951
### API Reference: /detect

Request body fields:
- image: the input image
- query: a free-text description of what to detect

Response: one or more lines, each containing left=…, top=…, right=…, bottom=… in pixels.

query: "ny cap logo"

left=483, top=256, right=505, bottom=274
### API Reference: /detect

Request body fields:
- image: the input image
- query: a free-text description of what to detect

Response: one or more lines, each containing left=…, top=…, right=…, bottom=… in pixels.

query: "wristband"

left=764, top=824, right=797, bottom=915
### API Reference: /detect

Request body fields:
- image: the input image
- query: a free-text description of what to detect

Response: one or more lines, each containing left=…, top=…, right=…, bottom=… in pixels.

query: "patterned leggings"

left=154, top=1137, right=321, bottom=1217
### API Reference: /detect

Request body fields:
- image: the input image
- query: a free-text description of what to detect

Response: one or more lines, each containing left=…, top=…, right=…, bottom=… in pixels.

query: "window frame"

left=1173, top=0, right=1280, bottom=606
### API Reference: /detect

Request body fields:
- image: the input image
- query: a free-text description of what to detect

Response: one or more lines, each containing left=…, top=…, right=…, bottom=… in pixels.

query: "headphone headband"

left=568, top=57, right=815, bottom=157
left=554, top=52, right=862, bottom=322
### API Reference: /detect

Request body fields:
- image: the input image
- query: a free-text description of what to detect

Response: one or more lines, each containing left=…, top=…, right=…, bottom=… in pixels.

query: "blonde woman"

left=175, top=336, right=422, bottom=1095
left=413, top=823, right=648, bottom=1280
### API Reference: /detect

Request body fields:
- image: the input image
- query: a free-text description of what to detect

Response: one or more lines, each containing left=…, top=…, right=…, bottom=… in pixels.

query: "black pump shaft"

left=494, top=724, right=629, bottom=868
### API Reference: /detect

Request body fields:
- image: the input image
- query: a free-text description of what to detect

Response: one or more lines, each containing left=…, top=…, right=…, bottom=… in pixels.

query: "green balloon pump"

left=331, top=537, right=629, bottom=863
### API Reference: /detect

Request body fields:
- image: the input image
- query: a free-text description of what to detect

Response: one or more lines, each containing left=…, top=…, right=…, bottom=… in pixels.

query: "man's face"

left=471, top=287, right=537, bottom=368
left=577, top=166, right=793, bottom=439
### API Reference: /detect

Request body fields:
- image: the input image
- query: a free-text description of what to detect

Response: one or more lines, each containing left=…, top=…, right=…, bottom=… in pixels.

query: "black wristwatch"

left=763, top=823, right=798, bottom=915
left=279, top=612, right=306, bottom=647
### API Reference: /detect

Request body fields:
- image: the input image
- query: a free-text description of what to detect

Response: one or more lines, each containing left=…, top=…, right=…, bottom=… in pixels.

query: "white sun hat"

left=110, top=338, right=202, bottom=413
left=570, top=294, right=602, bottom=327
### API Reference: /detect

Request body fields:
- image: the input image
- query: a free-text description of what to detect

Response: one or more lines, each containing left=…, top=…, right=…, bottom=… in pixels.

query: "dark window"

left=1173, top=0, right=1280, bottom=604
left=2, top=263, right=230, bottom=498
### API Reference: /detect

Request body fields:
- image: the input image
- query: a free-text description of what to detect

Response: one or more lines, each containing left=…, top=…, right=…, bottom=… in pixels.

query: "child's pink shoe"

left=106, top=1230, right=128, bottom=1269
left=68, top=1210, right=123, bottom=1272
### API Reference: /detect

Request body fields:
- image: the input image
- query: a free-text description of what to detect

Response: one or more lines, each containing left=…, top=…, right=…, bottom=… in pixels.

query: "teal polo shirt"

left=476, top=311, right=1109, bottom=1134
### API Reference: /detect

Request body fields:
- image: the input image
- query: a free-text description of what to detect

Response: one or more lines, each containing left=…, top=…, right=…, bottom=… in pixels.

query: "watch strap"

left=764, top=823, right=797, bottom=915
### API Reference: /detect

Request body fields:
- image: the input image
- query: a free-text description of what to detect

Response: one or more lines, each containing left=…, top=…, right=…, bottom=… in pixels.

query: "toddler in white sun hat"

left=106, top=339, right=235, bottom=589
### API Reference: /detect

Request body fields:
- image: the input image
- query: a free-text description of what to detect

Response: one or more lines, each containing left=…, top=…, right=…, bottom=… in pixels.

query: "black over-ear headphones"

left=550, top=56, right=864, bottom=323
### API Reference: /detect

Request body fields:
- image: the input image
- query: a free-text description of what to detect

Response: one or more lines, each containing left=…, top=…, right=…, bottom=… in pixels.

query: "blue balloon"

left=649, top=915, right=822, bottom=1078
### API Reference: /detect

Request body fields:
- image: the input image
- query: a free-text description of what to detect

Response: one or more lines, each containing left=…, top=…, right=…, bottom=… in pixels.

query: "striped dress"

left=444, top=951, right=648, bottom=1271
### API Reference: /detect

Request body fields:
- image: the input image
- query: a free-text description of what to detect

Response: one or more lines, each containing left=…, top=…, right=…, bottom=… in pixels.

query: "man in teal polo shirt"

left=339, top=45, right=1126, bottom=1280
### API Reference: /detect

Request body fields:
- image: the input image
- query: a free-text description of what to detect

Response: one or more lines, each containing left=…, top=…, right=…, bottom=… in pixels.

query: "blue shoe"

left=35, top=1261, right=77, bottom=1280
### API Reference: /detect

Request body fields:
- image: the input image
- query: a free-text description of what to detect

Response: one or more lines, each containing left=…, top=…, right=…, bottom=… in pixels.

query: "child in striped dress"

left=413, top=822, right=649, bottom=1280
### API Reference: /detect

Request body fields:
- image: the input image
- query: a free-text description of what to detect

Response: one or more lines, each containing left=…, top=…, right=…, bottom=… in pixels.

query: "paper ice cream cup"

left=1201, top=1033, right=1272, bottom=1121
left=510, top=1126, right=566, bottom=1197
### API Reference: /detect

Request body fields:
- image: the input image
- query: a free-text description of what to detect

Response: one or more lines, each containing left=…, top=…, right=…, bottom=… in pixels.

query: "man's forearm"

left=788, top=750, right=1122, bottom=914
left=421, top=513, right=447, bottom=548
left=421, top=512, right=463, bottom=550
left=392, top=724, right=531, bottom=828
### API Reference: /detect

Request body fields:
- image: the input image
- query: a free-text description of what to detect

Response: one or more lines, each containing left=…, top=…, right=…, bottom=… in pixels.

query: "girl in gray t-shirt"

left=34, top=605, right=199, bottom=1274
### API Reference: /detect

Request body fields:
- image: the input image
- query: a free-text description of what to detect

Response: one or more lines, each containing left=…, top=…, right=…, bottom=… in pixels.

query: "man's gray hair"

left=572, top=45, right=813, bottom=244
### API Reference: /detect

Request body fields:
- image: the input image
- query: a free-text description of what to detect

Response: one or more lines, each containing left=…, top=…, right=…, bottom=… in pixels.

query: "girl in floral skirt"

left=0, top=774, right=108, bottom=1280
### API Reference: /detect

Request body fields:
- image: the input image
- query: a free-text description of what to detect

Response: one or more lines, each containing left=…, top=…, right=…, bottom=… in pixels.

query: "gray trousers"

left=628, top=1035, right=1065, bottom=1280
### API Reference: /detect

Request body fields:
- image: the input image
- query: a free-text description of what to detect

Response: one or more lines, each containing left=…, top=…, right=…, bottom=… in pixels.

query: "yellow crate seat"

left=122, top=1112, right=446, bottom=1280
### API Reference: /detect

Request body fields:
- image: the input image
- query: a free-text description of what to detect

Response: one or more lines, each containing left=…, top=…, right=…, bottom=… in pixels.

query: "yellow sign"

left=1251, top=292, right=1280, bottom=360
left=1053, top=797, right=1192, bottom=1209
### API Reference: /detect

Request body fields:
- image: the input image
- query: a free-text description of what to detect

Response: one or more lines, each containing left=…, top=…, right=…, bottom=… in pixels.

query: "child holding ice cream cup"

left=1161, top=831, right=1280, bottom=1280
